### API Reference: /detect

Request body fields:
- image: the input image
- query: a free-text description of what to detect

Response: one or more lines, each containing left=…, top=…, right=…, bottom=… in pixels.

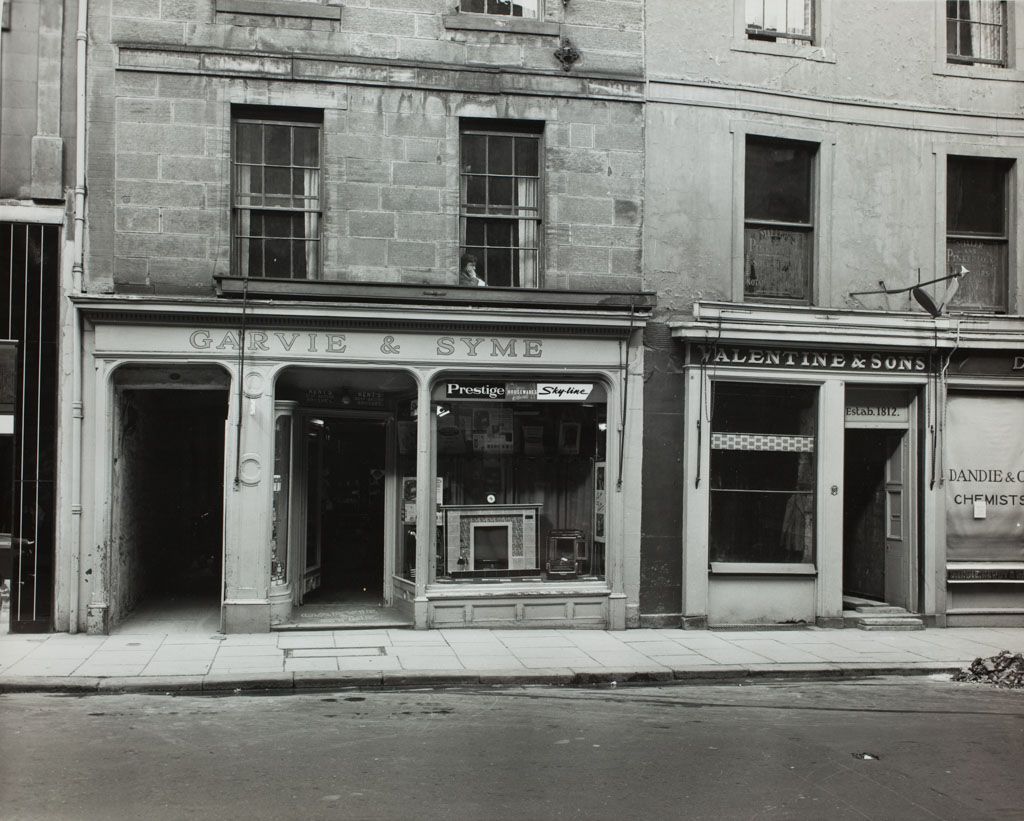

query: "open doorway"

left=842, top=428, right=912, bottom=611
left=302, top=416, right=387, bottom=605
left=110, top=380, right=228, bottom=632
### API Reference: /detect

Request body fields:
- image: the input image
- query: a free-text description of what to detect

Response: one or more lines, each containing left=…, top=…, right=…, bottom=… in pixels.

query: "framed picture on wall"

left=558, top=421, right=581, bottom=455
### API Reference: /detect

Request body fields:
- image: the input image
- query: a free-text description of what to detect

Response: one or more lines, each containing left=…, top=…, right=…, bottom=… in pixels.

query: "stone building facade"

left=0, top=0, right=80, bottom=632
left=73, top=0, right=651, bottom=633
left=642, top=0, right=1024, bottom=628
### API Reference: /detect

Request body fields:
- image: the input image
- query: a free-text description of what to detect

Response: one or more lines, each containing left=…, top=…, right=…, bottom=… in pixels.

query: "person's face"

left=465, top=261, right=476, bottom=275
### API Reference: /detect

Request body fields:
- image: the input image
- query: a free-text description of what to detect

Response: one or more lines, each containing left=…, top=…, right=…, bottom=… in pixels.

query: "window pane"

left=461, top=0, right=539, bottom=17
left=710, top=383, right=817, bottom=564
left=713, top=383, right=816, bottom=435
left=486, top=246, right=512, bottom=286
left=514, top=137, right=539, bottom=176
left=464, top=176, right=487, bottom=213
left=236, top=123, right=262, bottom=164
left=488, top=135, right=514, bottom=176
left=461, top=134, right=488, bottom=175
left=263, top=213, right=294, bottom=238
left=464, top=219, right=486, bottom=247
left=744, top=226, right=812, bottom=300
left=487, top=219, right=513, bottom=248
left=434, top=400, right=604, bottom=580
left=489, top=177, right=514, bottom=211
left=947, top=156, right=1007, bottom=235
left=293, top=127, right=319, bottom=167
left=710, top=490, right=814, bottom=563
left=745, top=138, right=813, bottom=224
left=947, top=239, right=1008, bottom=311
left=264, top=125, right=291, bottom=166
left=265, top=167, right=292, bottom=199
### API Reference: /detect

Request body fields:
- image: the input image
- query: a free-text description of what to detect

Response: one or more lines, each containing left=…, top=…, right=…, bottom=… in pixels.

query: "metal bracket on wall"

left=554, top=37, right=581, bottom=71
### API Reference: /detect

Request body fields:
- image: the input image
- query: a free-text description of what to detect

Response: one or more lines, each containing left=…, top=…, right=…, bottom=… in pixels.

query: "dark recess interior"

left=119, top=389, right=227, bottom=607
left=843, top=430, right=891, bottom=601
left=305, top=418, right=386, bottom=602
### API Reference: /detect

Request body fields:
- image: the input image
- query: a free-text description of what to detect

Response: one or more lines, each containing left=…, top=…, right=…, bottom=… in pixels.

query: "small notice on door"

left=973, top=499, right=987, bottom=519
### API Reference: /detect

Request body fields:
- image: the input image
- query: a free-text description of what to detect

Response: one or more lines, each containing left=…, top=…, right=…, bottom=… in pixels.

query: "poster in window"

left=558, top=421, right=580, bottom=455
left=945, top=394, right=1024, bottom=561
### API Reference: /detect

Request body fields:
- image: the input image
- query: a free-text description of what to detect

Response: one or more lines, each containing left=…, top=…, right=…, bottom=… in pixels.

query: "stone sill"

left=443, top=13, right=560, bottom=37
left=215, top=0, right=342, bottom=21
left=710, top=563, right=817, bottom=576
left=731, top=37, right=836, bottom=64
left=933, top=61, right=1024, bottom=82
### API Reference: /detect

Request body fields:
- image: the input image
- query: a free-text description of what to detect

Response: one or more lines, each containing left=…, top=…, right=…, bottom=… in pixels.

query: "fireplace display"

left=443, top=504, right=540, bottom=575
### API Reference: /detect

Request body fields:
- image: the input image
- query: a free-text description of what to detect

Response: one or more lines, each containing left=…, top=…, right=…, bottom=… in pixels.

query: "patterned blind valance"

left=711, top=432, right=814, bottom=452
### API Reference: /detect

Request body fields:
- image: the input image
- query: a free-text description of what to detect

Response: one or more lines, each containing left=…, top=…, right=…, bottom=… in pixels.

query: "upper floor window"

left=745, top=0, right=814, bottom=43
left=232, top=108, right=322, bottom=279
left=946, top=155, right=1011, bottom=312
left=460, top=0, right=540, bottom=19
left=460, top=119, right=542, bottom=288
left=744, top=136, right=816, bottom=302
left=947, top=1, right=1007, bottom=66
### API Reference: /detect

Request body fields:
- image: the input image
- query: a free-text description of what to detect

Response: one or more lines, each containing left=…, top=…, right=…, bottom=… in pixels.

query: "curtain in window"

left=516, top=178, right=538, bottom=288
left=951, top=1, right=1005, bottom=63
left=303, top=168, right=319, bottom=278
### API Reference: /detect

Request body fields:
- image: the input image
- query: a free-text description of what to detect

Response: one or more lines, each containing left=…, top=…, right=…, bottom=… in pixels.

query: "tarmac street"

left=1, top=678, right=1021, bottom=820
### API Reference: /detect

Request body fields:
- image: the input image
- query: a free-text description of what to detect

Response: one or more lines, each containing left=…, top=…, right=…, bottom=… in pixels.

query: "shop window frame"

left=933, top=143, right=1021, bottom=314
left=707, top=380, right=820, bottom=568
left=231, top=106, right=324, bottom=280
left=459, top=118, right=545, bottom=289
left=731, top=121, right=836, bottom=306
left=426, top=373, right=612, bottom=586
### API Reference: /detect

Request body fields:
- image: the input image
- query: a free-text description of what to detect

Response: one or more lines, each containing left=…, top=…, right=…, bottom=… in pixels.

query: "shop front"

left=74, top=289, right=649, bottom=633
left=942, top=351, right=1024, bottom=626
left=672, top=304, right=943, bottom=628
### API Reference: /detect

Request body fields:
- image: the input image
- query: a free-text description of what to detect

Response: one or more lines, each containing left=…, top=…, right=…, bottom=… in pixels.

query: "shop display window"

left=710, top=382, right=817, bottom=563
left=431, top=381, right=606, bottom=582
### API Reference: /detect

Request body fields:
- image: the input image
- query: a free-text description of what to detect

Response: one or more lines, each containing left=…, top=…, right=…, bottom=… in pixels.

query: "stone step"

left=854, top=605, right=907, bottom=615
left=854, top=616, right=925, bottom=631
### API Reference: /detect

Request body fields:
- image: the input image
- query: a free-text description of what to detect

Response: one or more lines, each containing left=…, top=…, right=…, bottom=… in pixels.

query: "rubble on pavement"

left=953, top=651, right=1024, bottom=689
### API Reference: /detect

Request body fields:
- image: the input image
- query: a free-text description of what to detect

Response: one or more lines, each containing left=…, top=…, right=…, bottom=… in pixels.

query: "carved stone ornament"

left=554, top=37, right=580, bottom=71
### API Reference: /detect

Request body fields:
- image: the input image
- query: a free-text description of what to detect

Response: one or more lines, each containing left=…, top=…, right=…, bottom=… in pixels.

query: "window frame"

left=946, top=0, right=1008, bottom=67
left=457, top=0, right=542, bottom=20
left=732, top=0, right=836, bottom=63
left=707, top=380, right=820, bottom=567
left=458, top=118, right=545, bottom=289
left=934, top=0, right=1024, bottom=79
left=731, top=122, right=836, bottom=306
left=937, top=149, right=1019, bottom=314
left=230, top=107, right=324, bottom=280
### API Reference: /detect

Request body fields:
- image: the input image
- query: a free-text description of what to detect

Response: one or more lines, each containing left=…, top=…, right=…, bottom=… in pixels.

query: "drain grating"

left=284, top=646, right=387, bottom=659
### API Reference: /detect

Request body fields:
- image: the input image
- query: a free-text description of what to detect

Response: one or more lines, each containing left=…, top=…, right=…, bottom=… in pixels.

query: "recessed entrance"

left=110, top=378, right=228, bottom=631
left=302, top=416, right=387, bottom=605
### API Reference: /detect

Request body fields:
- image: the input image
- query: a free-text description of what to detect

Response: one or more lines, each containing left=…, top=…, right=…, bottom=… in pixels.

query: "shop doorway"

left=842, top=428, right=912, bottom=610
left=110, top=384, right=228, bottom=631
left=300, top=416, right=388, bottom=606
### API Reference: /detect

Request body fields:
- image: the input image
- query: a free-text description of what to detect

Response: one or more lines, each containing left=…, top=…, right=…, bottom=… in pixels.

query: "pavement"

left=2, top=616, right=1022, bottom=694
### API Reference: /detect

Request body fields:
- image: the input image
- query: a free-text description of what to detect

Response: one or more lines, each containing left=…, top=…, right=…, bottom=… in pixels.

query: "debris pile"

left=953, top=651, right=1024, bottom=689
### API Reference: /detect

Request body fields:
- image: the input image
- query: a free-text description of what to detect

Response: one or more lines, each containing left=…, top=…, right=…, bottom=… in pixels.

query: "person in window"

left=460, top=253, right=487, bottom=287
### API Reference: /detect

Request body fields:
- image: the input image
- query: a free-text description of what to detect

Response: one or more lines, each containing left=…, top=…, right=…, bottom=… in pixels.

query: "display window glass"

left=710, top=382, right=817, bottom=563
left=431, top=379, right=607, bottom=583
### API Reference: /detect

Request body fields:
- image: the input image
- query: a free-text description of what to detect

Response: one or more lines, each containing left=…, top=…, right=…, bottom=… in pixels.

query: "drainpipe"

left=68, top=0, right=87, bottom=632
